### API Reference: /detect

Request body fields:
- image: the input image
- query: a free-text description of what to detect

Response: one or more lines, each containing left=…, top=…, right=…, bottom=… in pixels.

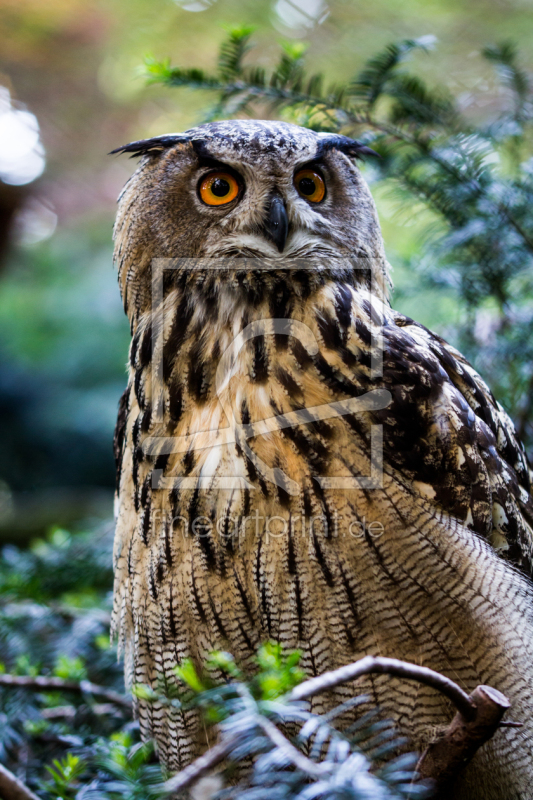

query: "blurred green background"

left=0, top=0, right=532, bottom=543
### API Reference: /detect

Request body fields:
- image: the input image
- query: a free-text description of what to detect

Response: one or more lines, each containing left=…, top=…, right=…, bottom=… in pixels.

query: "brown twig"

left=164, top=736, right=237, bottom=795
left=416, top=684, right=511, bottom=797
left=0, top=674, right=131, bottom=710
left=40, top=702, right=124, bottom=720
left=163, top=718, right=329, bottom=794
left=288, top=655, right=476, bottom=720
left=0, top=764, right=41, bottom=800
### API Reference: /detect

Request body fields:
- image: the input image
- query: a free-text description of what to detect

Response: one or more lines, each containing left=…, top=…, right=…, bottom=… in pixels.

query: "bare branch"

left=0, top=674, right=131, bottom=711
left=163, top=656, right=513, bottom=796
left=289, top=655, right=476, bottom=719
left=416, top=684, right=511, bottom=796
left=40, top=702, right=123, bottom=720
left=0, top=764, right=41, bottom=800
left=164, top=736, right=237, bottom=795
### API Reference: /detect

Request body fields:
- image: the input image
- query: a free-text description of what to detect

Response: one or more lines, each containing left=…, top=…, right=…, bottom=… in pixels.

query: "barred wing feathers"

left=385, top=312, right=533, bottom=576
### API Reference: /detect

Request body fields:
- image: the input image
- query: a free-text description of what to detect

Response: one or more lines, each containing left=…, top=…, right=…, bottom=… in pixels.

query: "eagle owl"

left=111, top=120, right=533, bottom=799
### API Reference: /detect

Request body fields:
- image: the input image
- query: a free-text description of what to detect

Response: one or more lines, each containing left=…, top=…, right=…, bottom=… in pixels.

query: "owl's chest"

left=153, top=342, right=340, bottom=491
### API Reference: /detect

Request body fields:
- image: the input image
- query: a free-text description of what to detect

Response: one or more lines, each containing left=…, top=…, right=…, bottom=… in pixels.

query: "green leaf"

left=133, top=683, right=158, bottom=701
left=255, top=642, right=305, bottom=699
left=174, top=658, right=207, bottom=693
left=206, top=650, right=242, bottom=678
left=280, top=40, right=308, bottom=61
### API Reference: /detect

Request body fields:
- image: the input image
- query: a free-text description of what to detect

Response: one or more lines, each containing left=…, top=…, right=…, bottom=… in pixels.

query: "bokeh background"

left=0, top=0, right=532, bottom=544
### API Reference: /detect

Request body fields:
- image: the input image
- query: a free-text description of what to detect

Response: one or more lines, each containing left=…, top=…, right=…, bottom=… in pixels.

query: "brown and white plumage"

left=111, top=120, right=533, bottom=798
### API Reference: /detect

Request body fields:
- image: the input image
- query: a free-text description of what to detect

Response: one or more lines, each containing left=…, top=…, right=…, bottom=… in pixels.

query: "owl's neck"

left=129, top=266, right=388, bottom=383
left=150, top=262, right=387, bottom=328
left=129, top=266, right=384, bottom=408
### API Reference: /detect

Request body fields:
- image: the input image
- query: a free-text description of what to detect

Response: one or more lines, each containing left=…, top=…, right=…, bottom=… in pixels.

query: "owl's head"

left=112, top=120, right=390, bottom=316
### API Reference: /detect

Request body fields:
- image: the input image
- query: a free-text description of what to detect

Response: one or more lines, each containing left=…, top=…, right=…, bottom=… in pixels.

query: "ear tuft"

left=316, top=134, right=380, bottom=160
left=109, top=135, right=190, bottom=158
left=347, top=143, right=380, bottom=159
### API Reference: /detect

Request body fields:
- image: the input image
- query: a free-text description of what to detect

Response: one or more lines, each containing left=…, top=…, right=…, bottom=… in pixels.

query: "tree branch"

left=0, top=764, right=41, bottom=800
left=164, top=736, right=237, bottom=795
left=288, top=655, right=476, bottom=720
left=416, top=684, right=511, bottom=797
left=163, top=655, right=513, bottom=794
left=0, top=674, right=131, bottom=711
left=40, top=702, right=124, bottom=719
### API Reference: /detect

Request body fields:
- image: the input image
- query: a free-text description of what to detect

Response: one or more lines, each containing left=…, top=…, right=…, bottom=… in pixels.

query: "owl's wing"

left=373, top=310, right=533, bottom=576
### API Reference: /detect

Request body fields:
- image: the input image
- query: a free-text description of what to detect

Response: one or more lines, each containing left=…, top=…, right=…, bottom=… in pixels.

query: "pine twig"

left=0, top=673, right=131, bottom=711
left=0, top=764, right=41, bottom=800
left=163, top=717, right=329, bottom=793
left=257, top=716, right=328, bottom=777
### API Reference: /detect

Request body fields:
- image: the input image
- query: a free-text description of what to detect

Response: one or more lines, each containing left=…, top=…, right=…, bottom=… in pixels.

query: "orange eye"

left=294, top=169, right=326, bottom=203
left=199, top=171, right=240, bottom=206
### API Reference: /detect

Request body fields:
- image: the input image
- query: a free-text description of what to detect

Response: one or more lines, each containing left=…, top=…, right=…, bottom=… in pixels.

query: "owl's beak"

left=264, top=195, right=289, bottom=253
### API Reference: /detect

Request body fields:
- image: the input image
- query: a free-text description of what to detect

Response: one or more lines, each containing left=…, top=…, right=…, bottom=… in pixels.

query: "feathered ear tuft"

left=344, top=143, right=380, bottom=159
left=316, top=134, right=380, bottom=160
left=109, top=134, right=190, bottom=158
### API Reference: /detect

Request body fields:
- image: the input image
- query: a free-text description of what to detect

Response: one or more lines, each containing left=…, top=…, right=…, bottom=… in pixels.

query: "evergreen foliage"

left=147, top=30, right=533, bottom=453
left=0, top=530, right=427, bottom=799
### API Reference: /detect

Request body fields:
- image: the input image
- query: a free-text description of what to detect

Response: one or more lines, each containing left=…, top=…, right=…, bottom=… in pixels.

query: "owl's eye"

left=199, top=171, right=240, bottom=206
left=294, top=169, right=326, bottom=203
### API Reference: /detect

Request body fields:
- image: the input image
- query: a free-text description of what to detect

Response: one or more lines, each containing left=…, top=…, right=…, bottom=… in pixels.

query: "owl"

left=110, top=120, right=533, bottom=799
